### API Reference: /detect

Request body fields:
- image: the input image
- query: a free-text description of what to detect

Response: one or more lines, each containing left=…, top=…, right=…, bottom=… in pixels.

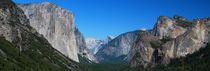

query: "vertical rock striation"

left=161, top=18, right=210, bottom=64
left=0, top=0, right=81, bottom=70
left=128, top=32, right=158, bottom=67
left=153, top=16, right=187, bottom=39
left=18, top=2, right=97, bottom=63
left=128, top=16, right=210, bottom=67
left=18, top=2, right=79, bottom=62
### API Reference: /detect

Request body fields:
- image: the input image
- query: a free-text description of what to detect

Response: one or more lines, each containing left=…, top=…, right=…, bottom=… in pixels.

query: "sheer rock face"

left=95, top=30, right=139, bottom=62
left=0, top=1, right=81, bottom=70
left=162, top=19, right=210, bottom=64
left=153, top=16, right=187, bottom=39
left=129, top=16, right=210, bottom=68
left=18, top=2, right=96, bottom=62
left=128, top=32, right=158, bottom=68
left=18, top=2, right=79, bottom=62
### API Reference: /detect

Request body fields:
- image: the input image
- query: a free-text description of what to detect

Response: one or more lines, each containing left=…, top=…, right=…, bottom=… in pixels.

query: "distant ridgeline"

left=1, top=0, right=210, bottom=71
left=80, top=42, right=210, bottom=71
left=95, top=15, right=210, bottom=69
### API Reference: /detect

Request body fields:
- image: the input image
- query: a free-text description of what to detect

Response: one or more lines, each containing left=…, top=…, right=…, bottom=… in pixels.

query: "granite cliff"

left=129, top=16, right=210, bottom=67
left=95, top=15, right=210, bottom=68
left=18, top=2, right=97, bottom=63
left=0, top=0, right=81, bottom=70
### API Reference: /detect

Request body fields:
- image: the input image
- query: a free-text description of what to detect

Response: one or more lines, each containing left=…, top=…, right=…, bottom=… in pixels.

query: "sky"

left=13, top=0, right=210, bottom=40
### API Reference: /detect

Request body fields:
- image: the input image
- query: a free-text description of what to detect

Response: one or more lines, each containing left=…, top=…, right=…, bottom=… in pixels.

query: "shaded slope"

left=0, top=37, right=80, bottom=71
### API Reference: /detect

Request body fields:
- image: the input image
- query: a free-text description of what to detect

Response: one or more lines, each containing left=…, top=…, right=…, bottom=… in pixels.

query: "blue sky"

left=13, top=0, right=210, bottom=40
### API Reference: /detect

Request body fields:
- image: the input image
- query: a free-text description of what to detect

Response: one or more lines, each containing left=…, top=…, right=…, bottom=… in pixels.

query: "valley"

left=1, top=0, right=210, bottom=71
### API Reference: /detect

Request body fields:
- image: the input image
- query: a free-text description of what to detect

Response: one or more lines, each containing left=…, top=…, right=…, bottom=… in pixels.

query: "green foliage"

left=165, top=43, right=210, bottom=71
left=80, top=43, right=210, bottom=71
left=0, top=35, right=79, bottom=71
left=150, top=40, right=162, bottom=49
left=150, top=36, right=172, bottom=49
left=79, top=63, right=131, bottom=71
left=78, top=54, right=94, bottom=64
left=160, top=36, right=171, bottom=43
left=97, top=54, right=127, bottom=64
left=174, top=16, right=192, bottom=28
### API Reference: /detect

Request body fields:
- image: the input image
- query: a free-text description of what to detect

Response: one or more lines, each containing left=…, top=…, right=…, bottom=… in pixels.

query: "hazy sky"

left=13, top=0, right=210, bottom=39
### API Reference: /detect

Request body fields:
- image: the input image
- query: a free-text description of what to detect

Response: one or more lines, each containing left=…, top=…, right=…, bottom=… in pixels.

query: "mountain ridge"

left=95, top=15, right=210, bottom=68
left=129, top=16, right=210, bottom=67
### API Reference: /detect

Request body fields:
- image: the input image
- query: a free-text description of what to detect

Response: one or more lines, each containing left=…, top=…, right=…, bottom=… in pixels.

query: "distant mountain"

left=18, top=2, right=97, bottom=63
left=86, top=36, right=113, bottom=54
left=80, top=42, right=210, bottom=71
left=95, top=30, right=139, bottom=63
left=0, top=0, right=81, bottom=71
left=86, top=38, right=104, bottom=54
left=75, top=28, right=98, bottom=63
left=2, top=0, right=210, bottom=70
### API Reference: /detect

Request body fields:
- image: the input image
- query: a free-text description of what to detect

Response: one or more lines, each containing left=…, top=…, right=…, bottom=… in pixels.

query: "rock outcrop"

left=128, top=32, right=158, bottom=67
left=153, top=16, right=187, bottom=39
left=161, top=18, right=210, bottom=65
left=0, top=0, right=81, bottom=70
left=75, top=28, right=98, bottom=63
left=128, top=16, right=210, bottom=68
left=18, top=2, right=96, bottom=63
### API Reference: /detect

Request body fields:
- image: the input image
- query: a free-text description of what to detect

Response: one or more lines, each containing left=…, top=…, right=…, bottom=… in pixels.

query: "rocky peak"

left=153, top=16, right=187, bottom=39
left=129, top=16, right=210, bottom=68
left=95, top=30, right=140, bottom=62
left=40, top=2, right=53, bottom=5
left=86, top=37, right=105, bottom=54
left=173, top=15, right=187, bottom=21
left=107, top=35, right=114, bottom=41
left=161, top=18, right=209, bottom=64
